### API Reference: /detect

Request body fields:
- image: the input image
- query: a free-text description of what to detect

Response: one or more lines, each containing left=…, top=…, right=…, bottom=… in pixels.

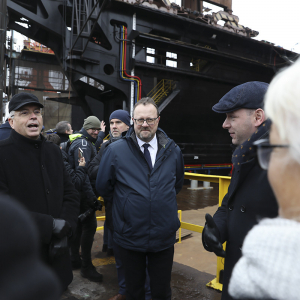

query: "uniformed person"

left=202, top=81, right=278, bottom=300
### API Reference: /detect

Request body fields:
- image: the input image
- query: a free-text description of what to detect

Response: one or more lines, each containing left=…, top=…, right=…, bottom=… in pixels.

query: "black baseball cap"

left=9, top=92, right=44, bottom=113
left=212, top=81, right=268, bottom=113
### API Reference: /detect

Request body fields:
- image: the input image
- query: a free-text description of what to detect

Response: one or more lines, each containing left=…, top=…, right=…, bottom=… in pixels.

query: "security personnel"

left=202, top=82, right=278, bottom=300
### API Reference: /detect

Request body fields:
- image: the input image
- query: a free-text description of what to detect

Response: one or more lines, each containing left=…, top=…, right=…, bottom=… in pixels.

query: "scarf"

left=232, top=119, right=271, bottom=171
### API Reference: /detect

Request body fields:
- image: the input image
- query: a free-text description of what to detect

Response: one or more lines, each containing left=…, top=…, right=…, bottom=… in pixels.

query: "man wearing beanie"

left=0, top=92, right=80, bottom=292
left=67, top=115, right=105, bottom=282
left=201, top=82, right=278, bottom=300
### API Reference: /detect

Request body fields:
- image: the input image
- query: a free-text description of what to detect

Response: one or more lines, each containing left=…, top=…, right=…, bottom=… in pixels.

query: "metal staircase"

left=147, top=79, right=180, bottom=112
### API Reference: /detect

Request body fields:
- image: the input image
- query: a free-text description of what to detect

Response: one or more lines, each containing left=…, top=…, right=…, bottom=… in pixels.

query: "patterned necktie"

left=143, top=144, right=152, bottom=170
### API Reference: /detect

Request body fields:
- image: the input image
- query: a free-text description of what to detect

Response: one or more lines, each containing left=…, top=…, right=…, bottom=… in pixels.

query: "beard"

left=138, top=130, right=153, bottom=142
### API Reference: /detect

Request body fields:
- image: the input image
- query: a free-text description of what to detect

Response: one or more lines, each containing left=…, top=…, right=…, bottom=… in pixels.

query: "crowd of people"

left=1, top=58, right=300, bottom=300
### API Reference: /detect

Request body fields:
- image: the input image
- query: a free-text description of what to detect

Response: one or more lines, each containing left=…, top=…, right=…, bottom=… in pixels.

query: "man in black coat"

left=0, top=92, right=80, bottom=292
left=55, top=120, right=73, bottom=143
left=202, top=82, right=278, bottom=300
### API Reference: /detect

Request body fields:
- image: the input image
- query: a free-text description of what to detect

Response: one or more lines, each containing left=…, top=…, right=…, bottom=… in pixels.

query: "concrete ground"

left=61, top=184, right=222, bottom=300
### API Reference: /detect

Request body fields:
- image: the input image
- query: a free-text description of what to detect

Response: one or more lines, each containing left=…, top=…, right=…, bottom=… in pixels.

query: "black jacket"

left=68, top=128, right=98, bottom=212
left=88, top=139, right=113, bottom=228
left=0, top=130, right=80, bottom=290
left=213, top=125, right=278, bottom=300
left=61, top=149, right=87, bottom=191
left=57, top=133, right=70, bottom=143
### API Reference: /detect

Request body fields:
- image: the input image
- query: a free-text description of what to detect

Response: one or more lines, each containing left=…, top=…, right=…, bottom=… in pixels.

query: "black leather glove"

left=202, top=214, right=226, bottom=258
left=86, top=196, right=97, bottom=209
left=49, top=236, right=68, bottom=260
left=52, top=218, right=71, bottom=239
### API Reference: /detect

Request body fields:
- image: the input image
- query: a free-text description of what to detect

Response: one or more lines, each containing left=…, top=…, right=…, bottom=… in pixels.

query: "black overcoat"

left=0, top=130, right=80, bottom=291
left=213, top=156, right=278, bottom=300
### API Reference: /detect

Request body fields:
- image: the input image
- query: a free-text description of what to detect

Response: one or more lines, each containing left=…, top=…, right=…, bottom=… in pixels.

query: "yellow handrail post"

left=206, top=176, right=230, bottom=291
left=178, top=210, right=182, bottom=243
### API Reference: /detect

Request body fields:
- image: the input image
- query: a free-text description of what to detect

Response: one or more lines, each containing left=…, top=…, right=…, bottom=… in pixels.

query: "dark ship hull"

left=6, top=0, right=295, bottom=165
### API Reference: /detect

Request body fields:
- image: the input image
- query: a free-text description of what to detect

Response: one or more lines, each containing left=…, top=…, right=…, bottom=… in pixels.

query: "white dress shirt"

left=136, top=134, right=158, bottom=168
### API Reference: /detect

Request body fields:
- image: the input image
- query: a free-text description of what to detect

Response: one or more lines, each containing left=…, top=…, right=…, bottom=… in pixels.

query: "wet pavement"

left=177, top=182, right=219, bottom=211
left=61, top=183, right=222, bottom=300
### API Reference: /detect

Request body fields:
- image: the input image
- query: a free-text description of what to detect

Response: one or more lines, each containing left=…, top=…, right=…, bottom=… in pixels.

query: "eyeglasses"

left=133, top=117, right=159, bottom=126
left=253, top=139, right=289, bottom=170
left=90, top=128, right=100, bottom=132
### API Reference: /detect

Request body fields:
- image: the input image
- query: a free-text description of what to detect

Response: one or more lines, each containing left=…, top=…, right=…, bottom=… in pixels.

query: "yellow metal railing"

left=183, top=172, right=230, bottom=291
left=147, top=79, right=176, bottom=105
left=96, top=172, right=231, bottom=291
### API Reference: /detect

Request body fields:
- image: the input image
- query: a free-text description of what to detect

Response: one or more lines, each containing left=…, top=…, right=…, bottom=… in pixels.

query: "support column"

left=188, top=180, right=213, bottom=190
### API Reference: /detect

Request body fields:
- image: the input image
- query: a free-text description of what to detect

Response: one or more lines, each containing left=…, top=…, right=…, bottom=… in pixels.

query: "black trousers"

left=119, top=245, right=174, bottom=300
left=70, top=212, right=97, bottom=267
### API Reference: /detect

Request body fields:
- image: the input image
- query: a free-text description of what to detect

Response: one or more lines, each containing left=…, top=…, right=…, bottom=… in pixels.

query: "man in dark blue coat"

left=0, top=119, right=12, bottom=140
left=202, top=82, right=278, bottom=300
left=96, top=98, right=184, bottom=300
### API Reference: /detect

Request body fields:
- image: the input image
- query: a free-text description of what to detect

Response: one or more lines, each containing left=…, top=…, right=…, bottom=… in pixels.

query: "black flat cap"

left=212, top=81, right=269, bottom=113
left=9, top=92, right=44, bottom=113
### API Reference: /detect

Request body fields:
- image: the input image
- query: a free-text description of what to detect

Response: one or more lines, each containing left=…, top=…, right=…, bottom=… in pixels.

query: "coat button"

left=240, top=205, right=246, bottom=213
left=229, top=205, right=234, bottom=211
left=46, top=189, right=50, bottom=194
left=41, top=164, right=44, bottom=169
left=34, top=144, right=39, bottom=149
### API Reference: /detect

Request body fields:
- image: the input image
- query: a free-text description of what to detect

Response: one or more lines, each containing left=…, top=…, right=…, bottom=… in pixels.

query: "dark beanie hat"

left=83, top=116, right=101, bottom=130
left=109, top=110, right=131, bottom=126
left=9, top=92, right=43, bottom=113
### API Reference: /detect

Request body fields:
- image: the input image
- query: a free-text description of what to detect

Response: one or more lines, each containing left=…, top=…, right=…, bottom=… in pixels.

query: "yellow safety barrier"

left=183, top=172, right=230, bottom=291
left=96, top=172, right=231, bottom=291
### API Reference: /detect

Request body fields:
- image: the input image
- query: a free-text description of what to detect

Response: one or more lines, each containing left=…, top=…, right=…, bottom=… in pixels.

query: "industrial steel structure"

left=4, top=0, right=297, bottom=164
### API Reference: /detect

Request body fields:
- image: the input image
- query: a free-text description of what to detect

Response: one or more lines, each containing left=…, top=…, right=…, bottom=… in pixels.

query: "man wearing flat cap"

left=68, top=115, right=105, bottom=281
left=202, top=82, right=278, bottom=300
left=0, top=92, right=80, bottom=292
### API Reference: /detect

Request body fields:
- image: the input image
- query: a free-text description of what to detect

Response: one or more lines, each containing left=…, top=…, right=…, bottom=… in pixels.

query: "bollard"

left=188, top=180, right=213, bottom=190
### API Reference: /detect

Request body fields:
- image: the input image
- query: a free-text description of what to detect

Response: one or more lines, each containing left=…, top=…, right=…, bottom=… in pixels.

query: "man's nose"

left=142, top=120, right=149, bottom=127
left=29, top=112, right=37, bottom=119
left=222, top=118, right=230, bottom=129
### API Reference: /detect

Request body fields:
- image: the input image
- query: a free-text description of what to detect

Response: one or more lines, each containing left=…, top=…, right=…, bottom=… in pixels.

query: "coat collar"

left=10, top=129, right=45, bottom=149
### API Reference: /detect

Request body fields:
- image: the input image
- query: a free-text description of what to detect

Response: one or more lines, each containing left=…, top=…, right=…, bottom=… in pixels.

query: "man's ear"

left=254, top=108, right=265, bottom=127
left=8, top=118, right=14, bottom=129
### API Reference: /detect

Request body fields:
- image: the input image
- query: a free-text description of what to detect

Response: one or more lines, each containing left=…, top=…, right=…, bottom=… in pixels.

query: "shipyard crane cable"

left=119, top=26, right=138, bottom=104
left=121, top=26, right=141, bottom=102
left=123, top=27, right=142, bottom=100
